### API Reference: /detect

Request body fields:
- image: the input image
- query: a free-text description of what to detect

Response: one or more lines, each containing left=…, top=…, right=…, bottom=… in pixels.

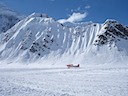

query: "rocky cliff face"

left=94, top=20, right=128, bottom=46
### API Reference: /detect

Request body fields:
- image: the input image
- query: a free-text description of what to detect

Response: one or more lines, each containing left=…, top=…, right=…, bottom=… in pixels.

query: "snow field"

left=0, top=66, right=128, bottom=96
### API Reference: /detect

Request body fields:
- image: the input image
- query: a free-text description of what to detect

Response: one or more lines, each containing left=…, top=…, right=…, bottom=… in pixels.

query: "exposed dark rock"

left=30, top=46, right=37, bottom=53
left=21, top=46, right=27, bottom=50
left=95, top=20, right=128, bottom=46
left=43, top=44, right=47, bottom=48
left=44, top=39, right=49, bottom=43
left=93, top=24, right=96, bottom=26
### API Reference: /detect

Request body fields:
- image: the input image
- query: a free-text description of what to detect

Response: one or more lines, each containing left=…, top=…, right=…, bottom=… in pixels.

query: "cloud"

left=67, top=12, right=87, bottom=22
left=85, top=5, right=91, bottom=9
left=58, top=12, right=87, bottom=23
left=77, top=7, right=81, bottom=11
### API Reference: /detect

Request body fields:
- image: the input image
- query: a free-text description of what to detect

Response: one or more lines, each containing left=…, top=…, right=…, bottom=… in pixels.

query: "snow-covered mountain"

left=0, top=12, right=128, bottom=65
left=0, top=2, right=23, bottom=34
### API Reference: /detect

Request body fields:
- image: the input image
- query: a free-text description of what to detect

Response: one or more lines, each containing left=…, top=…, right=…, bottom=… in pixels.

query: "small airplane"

left=66, top=64, right=80, bottom=69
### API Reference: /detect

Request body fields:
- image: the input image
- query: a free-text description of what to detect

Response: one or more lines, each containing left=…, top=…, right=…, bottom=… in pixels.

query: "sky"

left=0, top=0, right=128, bottom=25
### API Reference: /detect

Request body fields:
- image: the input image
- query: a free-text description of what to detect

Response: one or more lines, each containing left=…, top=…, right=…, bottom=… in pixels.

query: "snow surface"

left=0, top=65, right=128, bottom=96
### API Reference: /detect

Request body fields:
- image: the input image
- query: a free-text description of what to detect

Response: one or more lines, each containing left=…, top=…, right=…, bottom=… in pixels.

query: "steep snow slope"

left=0, top=13, right=128, bottom=66
left=88, top=20, right=128, bottom=65
left=0, top=2, right=23, bottom=34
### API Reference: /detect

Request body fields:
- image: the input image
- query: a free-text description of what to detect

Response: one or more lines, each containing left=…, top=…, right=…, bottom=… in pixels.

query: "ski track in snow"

left=0, top=66, right=128, bottom=96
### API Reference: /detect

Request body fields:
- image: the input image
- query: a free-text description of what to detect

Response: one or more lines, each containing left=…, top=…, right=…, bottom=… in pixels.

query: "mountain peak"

left=28, top=12, right=50, bottom=18
left=0, top=2, right=24, bottom=33
left=94, top=19, right=128, bottom=46
left=104, top=19, right=119, bottom=25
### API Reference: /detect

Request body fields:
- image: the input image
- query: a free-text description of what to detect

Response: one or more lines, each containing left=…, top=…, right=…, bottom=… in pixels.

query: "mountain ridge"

left=0, top=12, right=128, bottom=65
left=0, top=2, right=24, bottom=34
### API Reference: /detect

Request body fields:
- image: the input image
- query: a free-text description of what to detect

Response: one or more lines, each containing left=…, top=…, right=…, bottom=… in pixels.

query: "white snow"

left=0, top=13, right=128, bottom=66
left=0, top=65, right=128, bottom=96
